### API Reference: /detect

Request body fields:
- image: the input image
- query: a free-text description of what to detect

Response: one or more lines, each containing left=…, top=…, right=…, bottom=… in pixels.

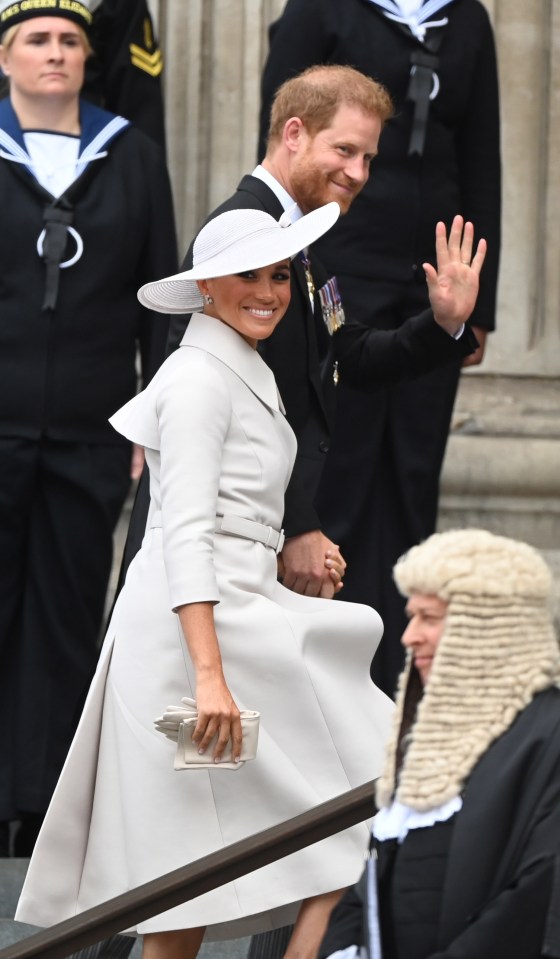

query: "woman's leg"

left=141, top=927, right=205, bottom=959
left=284, top=889, right=344, bottom=959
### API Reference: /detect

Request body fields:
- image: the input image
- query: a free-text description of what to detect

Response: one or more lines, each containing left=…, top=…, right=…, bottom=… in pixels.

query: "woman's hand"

left=324, top=545, right=346, bottom=596
left=192, top=670, right=242, bottom=763
left=177, top=601, right=242, bottom=763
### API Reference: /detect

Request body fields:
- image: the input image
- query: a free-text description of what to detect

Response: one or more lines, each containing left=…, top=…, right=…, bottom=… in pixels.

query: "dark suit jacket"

left=168, top=173, right=478, bottom=536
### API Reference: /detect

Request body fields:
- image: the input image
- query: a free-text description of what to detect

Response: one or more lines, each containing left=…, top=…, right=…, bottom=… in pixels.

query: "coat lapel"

left=181, top=313, right=283, bottom=412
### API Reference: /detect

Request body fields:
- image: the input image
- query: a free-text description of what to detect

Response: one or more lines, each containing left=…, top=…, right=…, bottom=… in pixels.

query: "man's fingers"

left=459, top=219, right=474, bottom=265
left=423, top=262, right=438, bottom=287
left=434, top=219, right=450, bottom=266
left=446, top=214, right=465, bottom=260
left=470, top=237, right=487, bottom=275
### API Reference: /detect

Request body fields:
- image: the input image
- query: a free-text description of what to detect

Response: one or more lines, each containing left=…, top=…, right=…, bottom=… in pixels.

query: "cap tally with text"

left=0, top=0, right=102, bottom=33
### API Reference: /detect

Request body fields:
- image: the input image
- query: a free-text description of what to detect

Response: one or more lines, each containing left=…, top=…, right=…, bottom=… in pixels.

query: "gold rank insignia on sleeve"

left=129, top=19, right=163, bottom=77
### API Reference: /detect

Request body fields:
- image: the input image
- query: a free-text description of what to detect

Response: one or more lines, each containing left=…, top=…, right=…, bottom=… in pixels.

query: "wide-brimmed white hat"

left=137, top=202, right=340, bottom=314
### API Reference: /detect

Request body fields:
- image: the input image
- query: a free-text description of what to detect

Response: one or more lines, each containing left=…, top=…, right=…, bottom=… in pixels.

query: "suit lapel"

left=236, top=174, right=284, bottom=218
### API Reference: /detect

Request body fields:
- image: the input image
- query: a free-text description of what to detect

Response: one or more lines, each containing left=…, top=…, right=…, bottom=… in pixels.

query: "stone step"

left=0, top=859, right=249, bottom=958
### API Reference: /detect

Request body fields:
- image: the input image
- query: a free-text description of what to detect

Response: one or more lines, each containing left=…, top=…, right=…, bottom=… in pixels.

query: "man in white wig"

left=319, top=528, right=560, bottom=959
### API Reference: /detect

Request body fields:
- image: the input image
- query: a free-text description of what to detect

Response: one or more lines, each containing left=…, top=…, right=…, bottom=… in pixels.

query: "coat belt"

left=149, top=512, right=285, bottom=554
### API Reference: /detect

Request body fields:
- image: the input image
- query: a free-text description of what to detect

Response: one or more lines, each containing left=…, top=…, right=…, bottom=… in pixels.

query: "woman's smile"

left=199, top=260, right=292, bottom=348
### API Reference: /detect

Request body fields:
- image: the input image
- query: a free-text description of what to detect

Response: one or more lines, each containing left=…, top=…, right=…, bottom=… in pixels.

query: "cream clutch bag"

left=154, top=697, right=260, bottom=770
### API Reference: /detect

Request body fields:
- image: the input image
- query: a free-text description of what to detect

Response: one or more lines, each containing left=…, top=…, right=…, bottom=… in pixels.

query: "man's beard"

left=290, top=158, right=358, bottom=214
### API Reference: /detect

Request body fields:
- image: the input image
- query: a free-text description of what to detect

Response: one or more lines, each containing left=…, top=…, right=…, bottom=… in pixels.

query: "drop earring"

left=204, top=294, right=214, bottom=305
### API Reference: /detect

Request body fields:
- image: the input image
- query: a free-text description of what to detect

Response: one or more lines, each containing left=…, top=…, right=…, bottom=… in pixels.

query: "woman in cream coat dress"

left=16, top=205, right=396, bottom=959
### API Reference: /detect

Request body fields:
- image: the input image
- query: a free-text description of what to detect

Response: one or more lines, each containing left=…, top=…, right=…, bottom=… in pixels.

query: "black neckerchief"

left=361, top=0, right=454, bottom=155
left=5, top=157, right=108, bottom=310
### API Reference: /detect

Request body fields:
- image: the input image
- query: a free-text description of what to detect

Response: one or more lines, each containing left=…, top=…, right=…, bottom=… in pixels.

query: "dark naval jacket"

left=0, top=98, right=176, bottom=445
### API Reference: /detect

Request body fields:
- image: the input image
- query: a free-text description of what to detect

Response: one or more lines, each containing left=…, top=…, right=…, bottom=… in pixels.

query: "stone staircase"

left=0, top=858, right=250, bottom=958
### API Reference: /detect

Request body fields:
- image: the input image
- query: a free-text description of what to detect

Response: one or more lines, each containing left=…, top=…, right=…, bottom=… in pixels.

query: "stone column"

left=440, top=1, right=560, bottom=618
left=150, top=0, right=285, bottom=252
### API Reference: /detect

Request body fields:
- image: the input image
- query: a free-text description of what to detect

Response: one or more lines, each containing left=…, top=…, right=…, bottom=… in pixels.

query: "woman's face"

left=198, top=260, right=292, bottom=348
left=0, top=18, right=87, bottom=104
left=401, top=593, right=448, bottom=685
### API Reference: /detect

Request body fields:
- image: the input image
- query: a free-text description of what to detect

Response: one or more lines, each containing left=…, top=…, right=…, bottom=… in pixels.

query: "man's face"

left=401, top=593, right=448, bottom=685
left=289, top=103, right=381, bottom=214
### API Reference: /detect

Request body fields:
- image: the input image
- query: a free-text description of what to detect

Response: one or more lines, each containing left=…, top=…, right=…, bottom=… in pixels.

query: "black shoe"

left=13, top=813, right=44, bottom=857
left=0, top=821, right=10, bottom=857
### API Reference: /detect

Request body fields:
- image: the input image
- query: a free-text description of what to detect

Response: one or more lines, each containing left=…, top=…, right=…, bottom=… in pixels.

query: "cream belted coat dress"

left=16, top=313, right=393, bottom=941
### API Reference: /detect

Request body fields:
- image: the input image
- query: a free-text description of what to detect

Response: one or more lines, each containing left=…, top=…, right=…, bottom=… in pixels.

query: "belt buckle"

left=276, top=529, right=285, bottom=555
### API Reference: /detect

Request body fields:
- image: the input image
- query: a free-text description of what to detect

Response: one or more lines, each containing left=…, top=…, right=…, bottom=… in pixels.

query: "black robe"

left=320, top=687, right=560, bottom=959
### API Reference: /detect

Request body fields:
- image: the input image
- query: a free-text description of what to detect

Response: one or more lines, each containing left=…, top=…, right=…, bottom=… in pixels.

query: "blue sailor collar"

left=0, top=98, right=129, bottom=186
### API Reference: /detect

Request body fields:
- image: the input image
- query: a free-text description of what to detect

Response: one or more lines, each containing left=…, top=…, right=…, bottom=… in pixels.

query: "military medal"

left=318, top=276, right=345, bottom=336
left=300, top=255, right=315, bottom=305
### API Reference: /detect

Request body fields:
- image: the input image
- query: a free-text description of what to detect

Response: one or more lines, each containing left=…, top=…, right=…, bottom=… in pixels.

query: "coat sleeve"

left=334, top=312, right=478, bottom=392
left=156, top=356, right=232, bottom=610
left=84, top=0, right=166, bottom=148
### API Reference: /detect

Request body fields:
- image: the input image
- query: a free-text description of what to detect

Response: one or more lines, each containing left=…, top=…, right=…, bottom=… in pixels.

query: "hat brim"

left=138, top=202, right=340, bottom=314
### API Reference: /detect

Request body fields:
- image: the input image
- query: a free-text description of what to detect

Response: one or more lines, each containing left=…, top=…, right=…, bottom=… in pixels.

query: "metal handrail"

left=1, top=780, right=376, bottom=959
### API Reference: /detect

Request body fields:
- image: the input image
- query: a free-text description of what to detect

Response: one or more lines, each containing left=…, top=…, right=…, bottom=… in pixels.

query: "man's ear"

left=283, top=116, right=305, bottom=153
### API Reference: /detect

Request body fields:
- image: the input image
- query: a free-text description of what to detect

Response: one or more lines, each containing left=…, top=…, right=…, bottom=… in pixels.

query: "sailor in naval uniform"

left=0, top=0, right=177, bottom=856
